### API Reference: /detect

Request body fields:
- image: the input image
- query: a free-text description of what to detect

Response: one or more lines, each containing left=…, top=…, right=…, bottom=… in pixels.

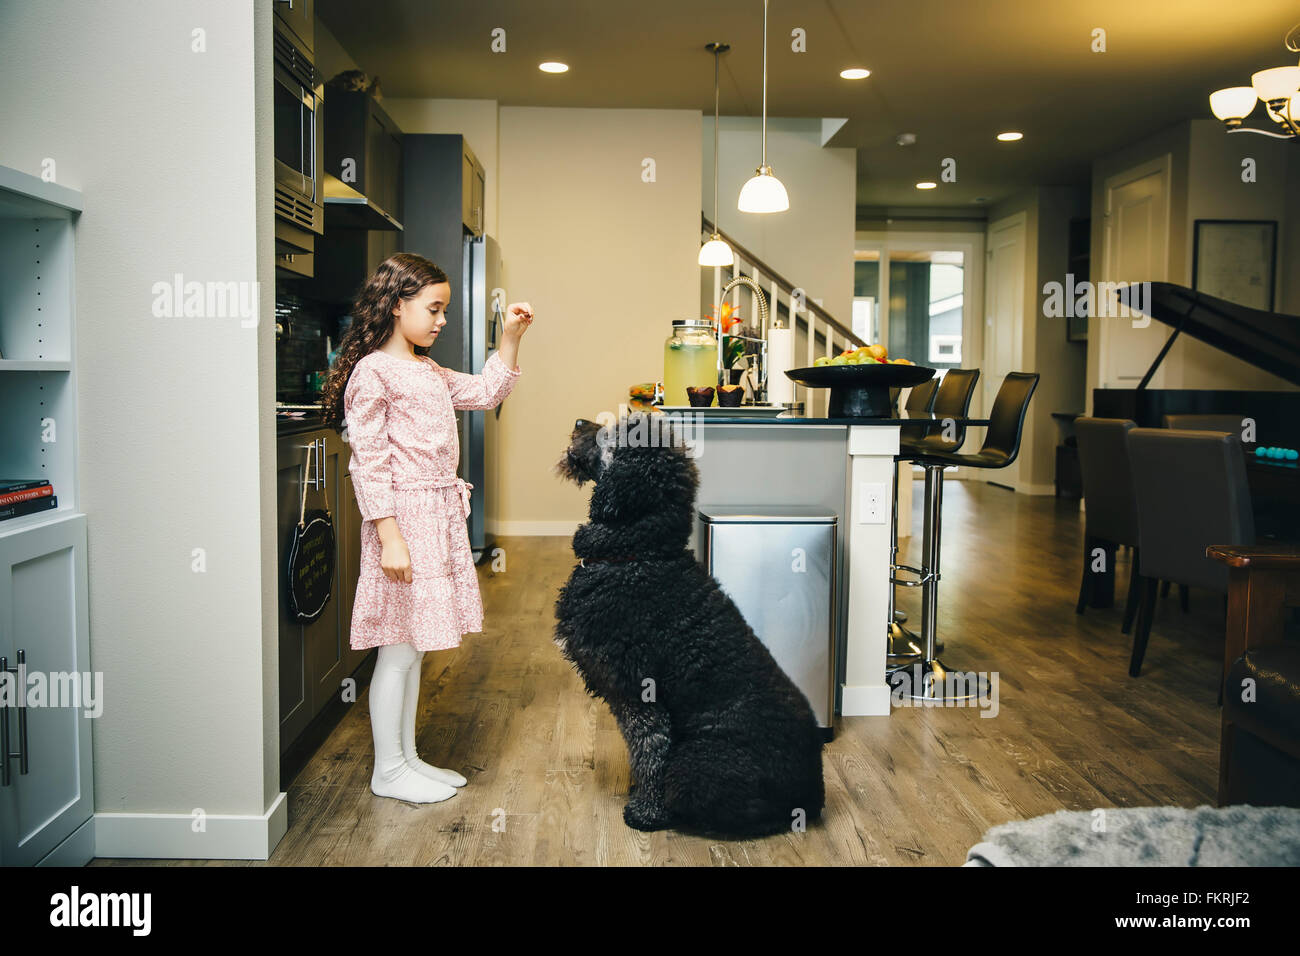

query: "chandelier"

left=1209, top=24, right=1300, bottom=139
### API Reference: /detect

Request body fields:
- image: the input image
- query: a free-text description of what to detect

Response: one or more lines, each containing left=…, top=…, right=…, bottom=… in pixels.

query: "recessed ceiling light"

left=539, top=61, right=569, bottom=73
left=916, top=181, right=937, bottom=190
left=996, top=131, right=1023, bottom=141
left=840, top=68, right=871, bottom=79
left=896, top=132, right=917, bottom=146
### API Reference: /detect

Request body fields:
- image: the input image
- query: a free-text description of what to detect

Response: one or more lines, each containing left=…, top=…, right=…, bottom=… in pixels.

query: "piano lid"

left=1115, top=282, right=1300, bottom=389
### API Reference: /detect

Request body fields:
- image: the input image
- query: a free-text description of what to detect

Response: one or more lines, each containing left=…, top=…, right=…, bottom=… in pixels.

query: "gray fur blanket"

left=964, top=804, right=1300, bottom=866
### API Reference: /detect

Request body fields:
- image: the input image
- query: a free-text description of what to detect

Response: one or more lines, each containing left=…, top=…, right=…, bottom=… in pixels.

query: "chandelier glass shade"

left=1210, top=28, right=1300, bottom=138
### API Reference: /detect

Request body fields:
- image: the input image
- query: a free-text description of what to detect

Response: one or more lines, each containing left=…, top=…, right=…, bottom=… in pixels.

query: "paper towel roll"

left=766, top=326, right=796, bottom=405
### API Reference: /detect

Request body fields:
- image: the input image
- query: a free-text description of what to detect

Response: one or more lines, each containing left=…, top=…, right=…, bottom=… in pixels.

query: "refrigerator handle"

left=490, top=295, right=504, bottom=350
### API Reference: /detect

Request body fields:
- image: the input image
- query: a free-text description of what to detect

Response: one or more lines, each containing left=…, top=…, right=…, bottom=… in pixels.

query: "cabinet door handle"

left=316, top=438, right=326, bottom=491
left=299, top=441, right=322, bottom=491
left=1, top=650, right=30, bottom=786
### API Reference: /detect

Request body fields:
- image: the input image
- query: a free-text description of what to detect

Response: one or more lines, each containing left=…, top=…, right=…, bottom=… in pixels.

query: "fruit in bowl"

left=814, top=342, right=894, bottom=367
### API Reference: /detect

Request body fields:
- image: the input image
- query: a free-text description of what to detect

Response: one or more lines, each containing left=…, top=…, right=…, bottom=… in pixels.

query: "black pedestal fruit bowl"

left=784, top=363, right=936, bottom=418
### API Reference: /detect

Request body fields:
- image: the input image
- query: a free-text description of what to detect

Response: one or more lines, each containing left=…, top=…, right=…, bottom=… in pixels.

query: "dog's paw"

left=623, top=799, right=671, bottom=832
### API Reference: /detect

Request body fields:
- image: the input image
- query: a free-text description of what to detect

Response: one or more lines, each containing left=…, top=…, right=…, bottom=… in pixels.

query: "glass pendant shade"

left=738, top=167, right=789, bottom=213
left=1209, top=86, right=1259, bottom=121
left=698, top=234, right=735, bottom=266
left=1251, top=66, right=1300, bottom=102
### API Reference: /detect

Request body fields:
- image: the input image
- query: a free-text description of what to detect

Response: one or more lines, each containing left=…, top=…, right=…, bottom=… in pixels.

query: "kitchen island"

left=658, top=410, right=984, bottom=718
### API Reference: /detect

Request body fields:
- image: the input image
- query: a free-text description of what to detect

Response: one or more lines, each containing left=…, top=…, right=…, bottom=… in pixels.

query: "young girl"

left=322, top=252, right=532, bottom=804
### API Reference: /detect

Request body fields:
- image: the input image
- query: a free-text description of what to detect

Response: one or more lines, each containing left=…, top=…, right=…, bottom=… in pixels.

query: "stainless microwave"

left=273, top=22, right=323, bottom=236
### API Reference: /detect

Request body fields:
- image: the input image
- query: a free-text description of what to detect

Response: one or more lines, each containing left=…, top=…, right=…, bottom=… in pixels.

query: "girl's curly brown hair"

left=321, top=252, right=449, bottom=431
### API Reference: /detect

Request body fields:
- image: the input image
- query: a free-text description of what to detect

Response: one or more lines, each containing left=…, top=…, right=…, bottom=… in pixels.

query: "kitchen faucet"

left=719, top=274, right=771, bottom=404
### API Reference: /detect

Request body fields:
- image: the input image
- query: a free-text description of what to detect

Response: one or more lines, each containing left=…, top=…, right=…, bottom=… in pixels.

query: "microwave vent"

left=275, top=184, right=317, bottom=229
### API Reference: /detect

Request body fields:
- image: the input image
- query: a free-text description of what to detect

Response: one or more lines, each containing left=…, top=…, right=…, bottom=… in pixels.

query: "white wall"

left=702, top=118, right=856, bottom=324
left=0, top=0, right=281, bottom=855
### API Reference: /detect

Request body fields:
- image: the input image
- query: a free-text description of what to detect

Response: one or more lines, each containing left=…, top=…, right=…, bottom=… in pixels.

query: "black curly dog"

left=553, top=413, right=825, bottom=837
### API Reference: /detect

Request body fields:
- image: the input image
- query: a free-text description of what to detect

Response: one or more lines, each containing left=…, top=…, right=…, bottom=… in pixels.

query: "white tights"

left=368, top=641, right=466, bottom=803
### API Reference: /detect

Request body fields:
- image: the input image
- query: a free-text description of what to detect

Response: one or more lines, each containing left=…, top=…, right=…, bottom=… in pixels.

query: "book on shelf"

left=0, top=482, right=54, bottom=507
left=0, top=479, right=51, bottom=493
left=0, top=494, right=57, bottom=522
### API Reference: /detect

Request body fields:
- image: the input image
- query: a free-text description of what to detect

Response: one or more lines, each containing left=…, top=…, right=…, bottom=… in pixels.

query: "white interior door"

left=1099, top=155, right=1170, bottom=387
left=982, top=212, right=1026, bottom=488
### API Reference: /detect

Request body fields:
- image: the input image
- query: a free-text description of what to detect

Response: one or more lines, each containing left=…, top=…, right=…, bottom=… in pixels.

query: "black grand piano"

left=1095, top=281, right=1300, bottom=442
left=1093, top=281, right=1300, bottom=541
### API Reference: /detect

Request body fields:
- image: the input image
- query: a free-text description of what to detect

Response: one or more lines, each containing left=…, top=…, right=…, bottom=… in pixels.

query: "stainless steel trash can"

left=697, top=505, right=837, bottom=739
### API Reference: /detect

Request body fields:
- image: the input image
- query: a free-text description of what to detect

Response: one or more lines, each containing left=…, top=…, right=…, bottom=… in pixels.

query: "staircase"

left=701, top=213, right=866, bottom=380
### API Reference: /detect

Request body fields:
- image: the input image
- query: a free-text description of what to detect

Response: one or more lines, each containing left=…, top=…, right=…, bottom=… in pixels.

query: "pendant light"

left=700, top=42, right=735, bottom=266
left=737, top=0, right=789, bottom=213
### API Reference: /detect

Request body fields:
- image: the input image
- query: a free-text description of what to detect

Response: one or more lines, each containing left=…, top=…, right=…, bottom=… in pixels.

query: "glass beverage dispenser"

left=663, top=318, right=720, bottom=407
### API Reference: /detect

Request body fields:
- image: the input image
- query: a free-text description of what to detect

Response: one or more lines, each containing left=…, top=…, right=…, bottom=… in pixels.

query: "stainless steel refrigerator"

left=402, top=133, right=506, bottom=560
left=463, top=233, right=504, bottom=558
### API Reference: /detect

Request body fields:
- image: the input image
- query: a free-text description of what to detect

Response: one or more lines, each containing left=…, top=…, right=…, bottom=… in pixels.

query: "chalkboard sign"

left=287, top=509, right=335, bottom=623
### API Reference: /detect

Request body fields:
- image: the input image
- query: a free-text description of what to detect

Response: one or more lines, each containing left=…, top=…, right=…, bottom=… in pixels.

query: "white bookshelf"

left=0, top=164, right=82, bottom=534
left=0, top=163, right=94, bottom=867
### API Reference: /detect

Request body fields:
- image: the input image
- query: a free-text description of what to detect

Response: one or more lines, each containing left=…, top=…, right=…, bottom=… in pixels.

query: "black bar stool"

left=892, top=372, right=1039, bottom=701
left=888, top=369, right=980, bottom=661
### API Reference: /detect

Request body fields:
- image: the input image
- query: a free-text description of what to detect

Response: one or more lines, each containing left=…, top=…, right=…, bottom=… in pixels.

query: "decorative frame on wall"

left=1192, top=219, right=1277, bottom=311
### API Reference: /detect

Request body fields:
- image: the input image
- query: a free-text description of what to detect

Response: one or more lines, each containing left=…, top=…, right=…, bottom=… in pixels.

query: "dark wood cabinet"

left=311, top=89, right=404, bottom=306
left=325, top=89, right=403, bottom=225
left=273, top=0, right=314, bottom=54
left=463, top=146, right=485, bottom=236
left=277, top=428, right=368, bottom=755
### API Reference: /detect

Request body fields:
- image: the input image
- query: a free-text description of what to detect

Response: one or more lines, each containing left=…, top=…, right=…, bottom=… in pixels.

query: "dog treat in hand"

left=686, top=386, right=715, bottom=407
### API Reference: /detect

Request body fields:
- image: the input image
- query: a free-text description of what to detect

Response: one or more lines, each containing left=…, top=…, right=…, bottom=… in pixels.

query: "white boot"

left=369, top=642, right=457, bottom=804
left=401, top=648, right=468, bottom=788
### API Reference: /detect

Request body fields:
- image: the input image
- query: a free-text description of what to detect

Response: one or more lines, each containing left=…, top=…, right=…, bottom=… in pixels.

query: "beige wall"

left=1032, top=187, right=1089, bottom=491
left=702, top=118, right=857, bottom=325
left=985, top=186, right=1088, bottom=494
left=495, top=106, right=703, bottom=533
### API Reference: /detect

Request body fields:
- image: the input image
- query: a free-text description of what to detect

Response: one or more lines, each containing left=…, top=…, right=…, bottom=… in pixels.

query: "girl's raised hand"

left=503, top=302, right=534, bottom=337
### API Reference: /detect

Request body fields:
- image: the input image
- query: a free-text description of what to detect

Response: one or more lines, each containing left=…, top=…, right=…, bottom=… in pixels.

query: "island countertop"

left=656, top=411, right=990, bottom=426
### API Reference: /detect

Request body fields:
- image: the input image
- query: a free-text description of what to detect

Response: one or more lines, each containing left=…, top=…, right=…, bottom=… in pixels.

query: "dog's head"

left=554, top=413, right=698, bottom=526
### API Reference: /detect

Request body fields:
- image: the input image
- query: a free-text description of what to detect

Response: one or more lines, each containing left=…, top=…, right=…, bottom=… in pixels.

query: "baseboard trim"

left=93, top=791, right=289, bottom=861
left=1014, top=482, right=1058, bottom=496
left=491, top=520, right=582, bottom=536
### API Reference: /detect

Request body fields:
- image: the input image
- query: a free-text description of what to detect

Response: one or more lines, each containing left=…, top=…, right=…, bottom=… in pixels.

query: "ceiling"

left=316, top=0, right=1300, bottom=209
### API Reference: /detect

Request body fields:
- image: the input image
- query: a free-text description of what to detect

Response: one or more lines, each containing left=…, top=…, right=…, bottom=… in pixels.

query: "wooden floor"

left=93, top=480, right=1228, bottom=866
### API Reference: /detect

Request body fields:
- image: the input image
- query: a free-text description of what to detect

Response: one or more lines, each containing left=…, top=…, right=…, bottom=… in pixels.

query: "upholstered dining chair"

left=1127, top=429, right=1256, bottom=678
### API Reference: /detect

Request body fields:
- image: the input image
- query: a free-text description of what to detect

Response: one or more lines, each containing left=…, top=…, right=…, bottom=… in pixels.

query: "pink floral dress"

left=344, top=349, right=521, bottom=651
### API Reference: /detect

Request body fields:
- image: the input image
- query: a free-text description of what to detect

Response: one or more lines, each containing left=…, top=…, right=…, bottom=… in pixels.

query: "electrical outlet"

left=858, top=481, right=887, bottom=524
